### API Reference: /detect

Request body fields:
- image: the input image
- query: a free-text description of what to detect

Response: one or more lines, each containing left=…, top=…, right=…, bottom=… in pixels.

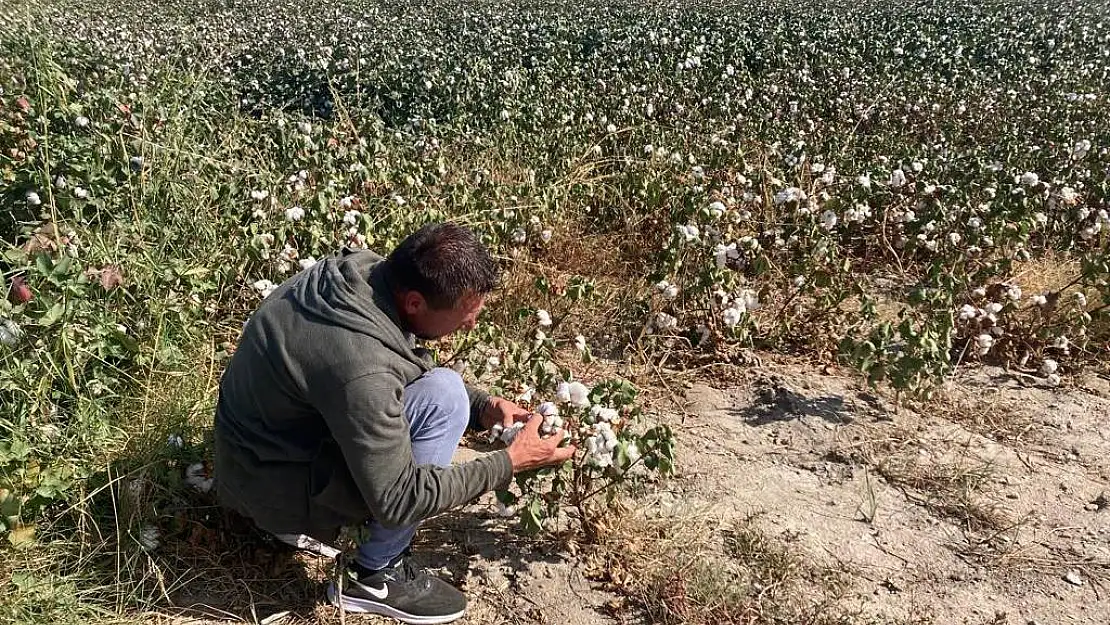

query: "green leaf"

left=520, top=498, right=544, bottom=534
left=35, top=254, right=53, bottom=276
left=39, top=301, right=65, bottom=327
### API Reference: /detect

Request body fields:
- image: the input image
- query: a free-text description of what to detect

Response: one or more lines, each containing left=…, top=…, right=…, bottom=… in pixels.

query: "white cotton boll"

left=708, top=201, right=727, bottom=219
left=722, top=306, right=743, bottom=327
left=1032, top=294, right=1048, bottom=306
left=585, top=435, right=599, bottom=455
left=1053, top=336, right=1070, bottom=352
left=967, top=217, right=982, bottom=230
left=25, top=191, right=41, bottom=206
left=958, top=304, right=977, bottom=321
left=75, top=115, right=90, bottom=128
left=986, top=302, right=1003, bottom=315
left=74, top=187, right=88, bottom=199
left=184, top=463, right=214, bottom=493
left=1033, top=212, right=1048, bottom=226
left=138, top=526, right=160, bottom=551
left=511, top=228, right=527, bottom=245
left=652, top=312, right=678, bottom=332
left=1040, top=359, right=1058, bottom=375
left=1046, top=373, right=1062, bottom=387
left=1071, top=139, right=1092, bottom=160
left=568, top=381, right=591, bottom=407
left=297, top=121, right=312, bottom=135
left=284, top=206, right=305, bottom=222
left=793, top=276, right=806, bottom=288
left=0, top=319, right=23, bottom=347
left=773, top=187, right=806, bottom=205
left=857, top=174, right=871, bottom=189
left=338, top=196, right=354, bottom=210
left=889, top=168, right=906, bottom=188
left=343, top=210, right=361, bottom=226
left=299, top=257, right=317, bottom=270
left=975, top=334, right=994, bottom=354
left=252, top=279, right=277, bottom=298
left=536, top=309, right=552, bottom=327
left=591, top=406, right=619, bottom=423
left=500, top=422, right=525, bottom=444
left=1020, top=171, right=1039, bottom=186
left=574, top=335, right=587, bottom=352
left=488, top=424, right=504, bottom=444
left=1076, top=292, right=1088, bottom=308
left=555, top=382, right=572, bottom=403
left=516, top=386, right=535, bottom=404
left=912, top=161, right=924, bottom=172
left=167, top=434, right=184, bottom=449
left=948, top=232, right=962, bottom=246
left=537, top=402, right=559, bottom=417
left=250, top=190, right=269, bottom=201
left=972, top=287, right=987, bottom=298
left=820, top=209, right=838, bottom=230
left=540, top=229, right=553, bottom=243
left=662, top=283, right=679, bottom=299
left=496, top=501, right=516, bottom=517
left=1006, top=285, right=1022, bottom=301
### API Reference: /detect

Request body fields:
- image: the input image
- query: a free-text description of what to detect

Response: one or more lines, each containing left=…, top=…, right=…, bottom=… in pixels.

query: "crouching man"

left=213, top=222, right=574, bottom=624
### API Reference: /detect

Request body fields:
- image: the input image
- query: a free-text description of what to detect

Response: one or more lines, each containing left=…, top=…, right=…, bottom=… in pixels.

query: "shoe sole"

left=326, top=583, right=466, bottom=624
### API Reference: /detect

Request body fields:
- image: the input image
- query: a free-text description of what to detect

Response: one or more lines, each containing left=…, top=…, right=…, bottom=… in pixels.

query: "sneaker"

left=270, top=532, right=341, bottom=559
left=327, top=555, right=467, bottom=624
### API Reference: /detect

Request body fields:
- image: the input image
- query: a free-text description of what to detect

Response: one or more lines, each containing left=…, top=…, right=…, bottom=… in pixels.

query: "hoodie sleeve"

left=312, top=371, right=513, bottom=528
left=464, top=383, right=492, bottom=431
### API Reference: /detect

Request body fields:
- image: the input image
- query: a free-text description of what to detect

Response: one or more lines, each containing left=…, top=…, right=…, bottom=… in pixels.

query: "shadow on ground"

left=736, top=381, right=853, bottom=426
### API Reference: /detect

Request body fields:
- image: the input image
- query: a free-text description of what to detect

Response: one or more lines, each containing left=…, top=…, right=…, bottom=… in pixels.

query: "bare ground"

left=152, top=359, right=1110, bottom=625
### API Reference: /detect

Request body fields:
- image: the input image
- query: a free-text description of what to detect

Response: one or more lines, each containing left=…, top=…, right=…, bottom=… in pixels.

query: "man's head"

left=382, top=222, right=499, bottom=340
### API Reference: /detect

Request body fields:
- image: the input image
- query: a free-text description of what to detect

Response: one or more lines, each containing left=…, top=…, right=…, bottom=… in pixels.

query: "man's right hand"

left=506, top=413, right=576, bottom=472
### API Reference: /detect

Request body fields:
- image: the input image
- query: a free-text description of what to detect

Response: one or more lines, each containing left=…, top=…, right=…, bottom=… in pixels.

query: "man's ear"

left=400, top=290, right=426, bottom=315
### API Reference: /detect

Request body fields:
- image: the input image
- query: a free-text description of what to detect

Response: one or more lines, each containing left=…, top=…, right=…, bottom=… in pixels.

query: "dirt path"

left=160, top=361, right=1110, bottom=625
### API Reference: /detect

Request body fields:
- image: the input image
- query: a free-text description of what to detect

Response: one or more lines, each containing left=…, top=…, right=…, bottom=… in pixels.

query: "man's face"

left=399, top=290, right=486, bottom=341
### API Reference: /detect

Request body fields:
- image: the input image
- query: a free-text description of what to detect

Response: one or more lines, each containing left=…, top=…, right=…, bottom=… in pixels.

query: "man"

left=214, top=222, right=575, bottom=624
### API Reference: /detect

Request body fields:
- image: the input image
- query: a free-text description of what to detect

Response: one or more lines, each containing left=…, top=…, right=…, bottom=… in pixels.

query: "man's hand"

left=506, top=413, right=576, bottom=472
left=481, top=396, right=531, bottom=431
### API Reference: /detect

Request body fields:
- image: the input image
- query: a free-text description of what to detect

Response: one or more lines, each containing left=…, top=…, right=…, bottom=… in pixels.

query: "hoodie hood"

left=289, top=249, right=430, bottom=370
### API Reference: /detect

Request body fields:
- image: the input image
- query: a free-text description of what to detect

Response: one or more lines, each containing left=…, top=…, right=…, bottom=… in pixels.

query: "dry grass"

left=583, top=503, right=932, bottom=625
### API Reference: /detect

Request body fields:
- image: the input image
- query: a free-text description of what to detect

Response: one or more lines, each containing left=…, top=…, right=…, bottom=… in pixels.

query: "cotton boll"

left=138, top=526, right=161, bottom=551
left=1020, top=171, right=1039, bottom=186
left=574, top=335, right=587, bottom=352
left=975, top=334, right=994, bottom=355
left=958, top=304, right=977, bottom=321
left=555, top=382, right=571, bottom=403
left=536, top=309, right=552, bottom=327
left=184, top=463, right=214, bottom=493
left=537, top=402, right=559, bottom=417
left=284, top=206, right=305, bottom=222
left=567, top=381, right=591, bottom=407
left=1032, top=294, right=1048, bottom=307
left=1040, top=359, right=1058, bottom=375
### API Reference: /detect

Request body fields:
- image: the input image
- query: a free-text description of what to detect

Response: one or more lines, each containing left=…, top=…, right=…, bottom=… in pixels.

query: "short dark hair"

left=382, top=222, right=499, bottom=309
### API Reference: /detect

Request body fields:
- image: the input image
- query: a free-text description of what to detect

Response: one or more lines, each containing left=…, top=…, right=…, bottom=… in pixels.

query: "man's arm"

left=312, top=371, right=513, bottom=528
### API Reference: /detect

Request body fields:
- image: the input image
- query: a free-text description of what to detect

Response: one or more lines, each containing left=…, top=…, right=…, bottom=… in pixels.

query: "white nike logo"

left=359, top=581, right=389, bottom=600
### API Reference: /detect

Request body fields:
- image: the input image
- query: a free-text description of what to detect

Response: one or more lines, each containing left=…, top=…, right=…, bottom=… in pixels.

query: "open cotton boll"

left=1040, top=359, right=1058, bottom=376
left=537, top=402, right=559, bottom=417
left=496, top=501, right=516, bottom=517
left=184, top=463, right=214, bottom=493
left=138, top=525, right=161, bottom=551
left=555, top=382, right=571, bottom=403
left=536, top=309, right=552, bottom=326
left=567, top=381, right=591, bottom=407
left=590, top=405, right=619, bottom=422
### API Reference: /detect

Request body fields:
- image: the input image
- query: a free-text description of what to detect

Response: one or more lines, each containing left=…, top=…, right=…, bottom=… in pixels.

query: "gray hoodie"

left=213, top=249, right=512, bottom=539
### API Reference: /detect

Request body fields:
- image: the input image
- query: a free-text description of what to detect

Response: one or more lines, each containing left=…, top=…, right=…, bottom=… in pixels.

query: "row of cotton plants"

left=0, top=0, right=1107, bottom=552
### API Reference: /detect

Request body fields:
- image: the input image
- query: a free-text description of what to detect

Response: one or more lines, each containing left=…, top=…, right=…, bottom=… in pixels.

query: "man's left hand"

left=481, top=396, right=532, bottom=431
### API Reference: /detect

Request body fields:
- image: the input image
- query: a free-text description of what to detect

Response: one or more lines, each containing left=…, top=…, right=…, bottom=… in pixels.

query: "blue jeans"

left=355, top=367, right=471, bottom=570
